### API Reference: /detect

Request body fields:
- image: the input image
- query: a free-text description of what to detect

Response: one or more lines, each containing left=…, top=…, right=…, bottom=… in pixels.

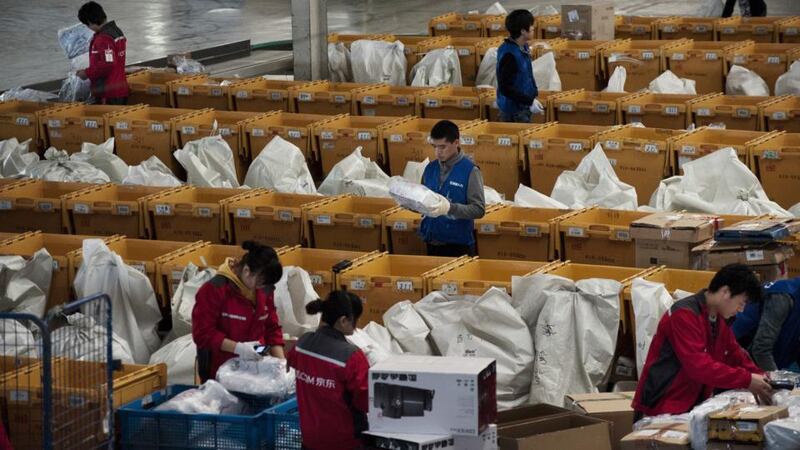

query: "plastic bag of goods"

left=155, top=380, right=244, bottom=414
left=318, top=147, right=390, bottom=197
left=0, top=138, right=36, bottom=178
left=689, top=390, right=756, bottom=450
left=57, top=23, right=94, bottom=59
left=726, top=65, right=770, bottom=96
left=70, top=138, right=129, bottom=183
left=48, top=312, right=136, bottom=364
left=649, top=70, right=697, bottom=95
left=273, top=266, right=321, bottom=338
left=0, top=318, right=38, bottom=358
left=216, top=356, right=296, bottom=399
left=551, top=143, right=639, bottom=210
left=173, top=56, right=206, bottom=74
left=0, top=88, right=57, bottom=103
left=59, top=72, right=92, bottom=102
left=168, top=264, right=216, bottom=341
left=25, top=148, right=110, bottom=184
left=149, top=334, right=197, bottom=386
left=410, top=48, right=463, bottom=87
left=388, top=176, right=450, bottom=217
left=631, top=278, right=674, bottom=377
left=0, top=249, right=53, bottom=318
left=244, top=136, right=317, bottom=194
left=402, top=158, right=428, bottom=183
left=174, top=135, right=240, bottom=188
left=328, top=42, right=352, bottom=82
left=382, top=300, right=435, bottom=355
left=476, top=47, right=498, bottom=88
left=532, top=52, right=562, bottom=92
left=350, top=40, right=407, bottom=86
left=347, top=323, right=402, bottom=366
left=513, top=184, right=568, bottom=209
left=122, top=156, right=183, bottom=187
left=604, top=66, right=627, bottom=93
left=775, top=61, right=800, bottom=96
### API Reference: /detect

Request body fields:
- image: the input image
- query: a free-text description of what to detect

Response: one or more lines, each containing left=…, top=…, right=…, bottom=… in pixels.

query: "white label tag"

left=48, top=119, right=61, bottom=128
left=396, top=280, right=414, bottom=292
left=457, top=48, right=470, bottom=56
left=695, top=25, right=708, bottom=33
left=84, top=119, right=98, bottom=129
left=763, top=150, right=779, bottom=160
left=321, top=131, right=334, bottom=140
left=735, top=108, right=751, bottom=118
left=746, top=250, right=765, bottom=262
left=251, top=128, right=265, bottom=137
left=546, top=26, right=558, bottom=33
left=236, top=208, right=252, bottom=218
left=217, top=127, right=231, bottom=136
left=479, top=223, right=497, bottom=233
left=465, top=23, right=477, bottom=30
left=147, top=86, right=162, bottom=95
left=705, top=52, right=719, bottom=61
left=559, top=103, right=575, bottom=112
left=316, top=215, right=331, bottom=225
left=616, top=230, right=631, bottom=241
left=177, top=86, right=191, bottom=96
left=120, top=133, right=133, bottom=141
left=298, top=92, right=312, bottom=102
left=155, top=204, right=172, bottom=215
left=74, top=203, right=90, bottom=214
left=491, top=23, right=501, bottom=30
left=754, top=26, right=768, bottom=34
left=116, top=205, right=131, bottom=215
left=358, top=217, right=374, bottom=228
left=350, top=279, right=367, bottom=290
left=309, top=274, right=323, bottom=285
left=333, top=95, right=346, bottom=104
left=172, top=270, right=184, bottom=280
left=396, top=97, right=409, bottom=106
left=734, top=55, right=746, bottom=64
left=569, top=142, right=583, bottom=152
left=393, top=221, right=409, bottom=231
left=461, top=99, right=473, bottom=108
left=197, top=207, right=212, bottom=217
left=529, top=140, right=543, bottom=149
left=0, top=200, right=11, bottom=210
left=181, top=126, right=196, bottom=135
left=362, top=96, right=376, bottom=105
left=236, top=90, right=249, bottom=99
left=595, top=103, right=609, bottom=113
left=442, top=283, right=459, bottom=295
left=641, top=51, right=655, bottom=60
left=786, top=27, right=799, bottom=35
left=664, top=106, right=680, bottom=116
left=577, top=51, right=590, bottom=60
left=389, top=134, right=403, bottom=143
left=115, top=121, right=129, bottom=130
left=270, top=92, right=282, bottom=100
left=605, top=140, right=620, bottom=150
left=435, top=23, right=447, bottom=30
left=15, top=117, right=29, bottom=126
left=681, top=145, right=697, bottom=155
left=209, top=88, right=222, bottom=97
left=278, top=210, right=294, bottom=222
left=663, top=25, right=675, bottom=33
left=151, top=123, right=165, bottom=133
left=734, top=421, right=758, bottom=432
left=628, top=105, right=642, bottom=114
left=643, top=143, right=659, bottom=154
left=38, top=202, right=53, bottom=212
left=497, top=137, right=512, bottom=146
left=568, top=227, right=585, bottom=237
left=772, top=111, right=787, bottom=120
left=767, top=56, right=781, bottom=64
left=567, top=9, right=579, bottom=22
left=461, top=136, right=475, bottom=145
left=9, top=390, right=29, bottom=402
left=697, top=108, right=712, bottom=117
left=426, top=99, right=440, bottom=108
left=524, top=225, right=540, bottom=236
left=288, top=129, right=302, bottom=139
left=357, top=131, right=371, bottom=141
left=723, top=27, right=735, bottom=34
left=671, top=53, right=685, bottom=61
left=105, top=49, right=114, bottom=63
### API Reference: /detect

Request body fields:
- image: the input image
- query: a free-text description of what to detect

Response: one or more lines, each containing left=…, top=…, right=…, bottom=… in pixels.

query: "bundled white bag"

left=402, top=158, right=429, bottom=183
left=551, top=144, right=639, bottom=210
left=413, top=291, right=476, bottom=355
left=59, top=72, right=92, bottom=102
left=485, top=2, right=507, bottom=14
left=388, top=176, right=450, bottom=217
left=273, top=266, right=320, bottom=338
left=0, top=250, right=53, bottom=318
left=649, top=70, right=697, bottom=95
left=244, top=136, right=317, bottom=194
left=216, top=356, right=295, bottom=397
left=631, top=278, right=673, bottom=377
left=775, top=60, right=800, bottom=96
left=726, top=65, right=770, bottom=96
left=363, top=322, right=403, bottom=354
left=410, top=48, right=463, bottom=87
left=604, top=66, right=627, bottom=93
left=513, top=274, right=620, bottom=406
left=532, top=51, right=562, bottom=92
left=49, top=313, right=136, bottom=363
left=0, top=138, right=36, bottom=178
left=348, top=325, right=401, bottom=366
left=122, top=156, right=182, bottom=187
left=530, top=4, right=559, bottom=16
left=0, top=319, right=38, bottom=357
left=156, top=380, right=243, bottom=414
left=168, top=264, right=216, bottom=341
left=328, top=42, right=352, bottom=82
left=73, top=239, right=162, bottom=363
left=514, top=184, right=569, bottom=209
left=476, top=47, right=498, bottom=88
left=318, top=147, right=390, bottom=196
left=25, top=148, right=110, bottom=184
left=351, top=40, right=407, bottom=86
left=383, top=300, right=435, bottom=355
left=174, top=135, right=240, bottom=188
left=70, top=138, right=129, bottom=183
left=149, top=334, right=197, bottom=386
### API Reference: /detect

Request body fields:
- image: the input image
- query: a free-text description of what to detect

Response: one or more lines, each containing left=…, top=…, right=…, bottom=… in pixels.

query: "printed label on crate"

left=74, top=203, right=90, bottom=214
left=457, top=48, right=470, bottom=56
left=787, top=27, right=799, bottom=35
left=181, top=126, right=196, bottom=135
left=393, top=221, right=409, bottom=231
left=479, top=223, right=496, bottom=234
left=681, top=145, right=697, bottom=155
left=671, top=52, right=685, bottom=61
left=442, top=283, right=459, bottom=295
left=524, top=225, right=540, bottom=236
left=130, top=263, right=147, bottom=275
left=754, top=26, right=768, bottom=34
left=357, top=131, right=372, bottom=141
left=461, top=136, right=475, bottom=145
left=696, top=108, right=712, bottom=117
left=155, top=204, right=172, bottom=215
left=389, top=134, right=404, bottom=143
left=435, top=23, right=448, bottom=30
left=735, top=108, right=751, bottom=118
left=559, top=103, right=575, bottom=112
left=641, top=51, right=655, bottom=60
left=695, top=25, right=709, bottom=33
left=321, top=131, right=335, bottom=140
left=48, top=119, right=62, bottom=128
left=643, top=143, right=659, bottom=154
left=772, top=111, right=788, bottom=120
left=595, top=103, right=609, bottom=113
left=288, top=129, right=302, bottom=139
left=426, top=98, right=440, bottom=108
left=577, top=51, right=590, bottom=60
left=236, top=90, right=249, bottom=99
left=529, top=140, right=543, bottom=150
left=197, top=207, right=212, bottom=217
left=546, top=25, right=558, bottom=33
left=362, top=95, right=376, bottom=105
left=763, top=150, right=779, bottom=160
left=151, top=123, right=165, bottom=133
left=664, top=106, right=680, bottom=116
left=38, top=202, right=53, bottom=212
left=568, top=227, right=585, bottom=237
left=723, top=27, right=735, bottom=34
left=236, top=208, right=252, bottom=218
left=568, top=142, right=583, bottom=152
left=358, top=217, right=374, bottom=228
left=115, top=121, right=129, bottom=130
left=278, top=210, right=294, bottom=222
left=705, top=52, right=719, bottom=61
left=15, top=116, right=29, bottom=126
left=84, top=119, right=99, bottom=129
left=50, top=130, right=61, bottom=138
left=605, top=140, right=620, bottom=150
left=396, top=96, right=410, bottom=106
left=309, top=274, right=323, bottom=285
left=9, top=390, right=29, bottom=402
left=0, top=200, right=11, bottom=210
left=350, top=279, right=367, bottom=290
left=147, top=86, right=162, bottom=95
left=120, top=133, right=133, bottom=141
left=396, top=280, right=414, bottom=292
left=270, top=92, right=283, bottom=100
left=210, top=88, right=223, bottom=97
left=497, top=137, right=512, bottom=146
left=177, top=86, right=191, bottom=96
left=461, top=99, right=473, bottom=108
left=334, top=95, right=346, bottom=103
left=298, top=92, right=312, bottom=102
left=616, top=230, right=631, bottom=241
left=52, top=260, right=59, bottom=271
left=251, top=128, right=265, bottom=137
left=316, top=214, right=332, bottom=225
left=465, top=23, right=477, bottom=30
left=628, top=105, right=642, bottom=114
left=362, top=109, right=376, bottom=116
left=491, top=23, right=501, bottom=30
left=663, top=25, right=675, bottom=33
left=116, top=205, right=131, bottom=215
left=767, top=56, right=781, bottom=64
left=219, top=127, right=232, bottom=136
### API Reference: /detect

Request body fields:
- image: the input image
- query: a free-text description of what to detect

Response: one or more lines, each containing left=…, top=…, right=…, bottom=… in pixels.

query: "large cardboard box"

left=558, top=208, right=652, bottom=268
left=550, top=89, right=625, bottom=127
left=750, top=133, right=800, bottom=209
left=497, top=403, right=575, bottom=427
left=305, top=196, right=396, bottom=252
left=619, top=93, right=696, bottom=130
left=691, top=240, right=794, bottom=282
left=565, top=392, right=635, bottom=450
left=760, top=95, right=800, bottom=133
left=0, top=180, right=92, bottom=234
left=363, top=432, right=456, bottom=449
left=368, top=355, right=497, bottom=436
left=560, top=2, right=615, bottom=41
left=498, top=414, right=613, bottom=450
left=631, top=212, right=720, bottom=269
left=229, top=78, right=307, bottom=113
left=620, top=420, right=691, bottom=449
left=708, top=404, right=788, bottom=443
left=476, top=205, right=572, bottom=262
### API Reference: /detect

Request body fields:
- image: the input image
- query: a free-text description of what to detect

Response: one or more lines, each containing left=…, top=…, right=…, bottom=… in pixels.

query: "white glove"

left=427, top=195, right=451, bottom=218
left=530, top=99, right=545, bottom=115
left=234, top=341, right=263, bottom=360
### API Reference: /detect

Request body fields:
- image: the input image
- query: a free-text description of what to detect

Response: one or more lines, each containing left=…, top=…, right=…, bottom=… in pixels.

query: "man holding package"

left=75, top=2, right=129, bottom=105
left=496, top=9, right=542, bottom=123
left=632, top=264, right=773, bottom=419
left=418, top=120, right=485, bottom=257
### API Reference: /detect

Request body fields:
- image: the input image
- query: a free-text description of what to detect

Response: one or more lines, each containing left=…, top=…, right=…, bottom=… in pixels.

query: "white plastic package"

left=0, top=88, right=58, bottom=103
left=318, top=147, right=390, bottom=196
left=0, top=249, right=53, bottom=318
left=122, top=156, right=183, bottom=187
left=726, top=65, right=770, bottom=96
left=0, top=138, right=36, bottom=178
left=173, top=56, right=206, bottom=75
left=485, top=2, right=507, bottom=14
left=59, top=72, right=92, bottom=103
left=244, top=136, right=317, bottom=194
left=402, top=158, right=429, bottom=183
left=699, top=0, right=725, bottom=16
left=216, top=356, right=296, bottom=398
left=273, top=266, right=321, bottom=338
left=649, top=70, right=697, bottom=95
left=532, top=51, right=562, bottom=92
left=410, top=48, right=463, bottom=87
left=348, top=324, right=402, bottom=366
left=49, top=313, right=135, bottom=364
left=530, top=5, right=560, bottom=16
left=513, top=184, right=569, bottom=209
left=149, top=334, right=197, bottom=386
left=775, top=61, right=800, bottom=96
left=57, top=23, right=94, bottom=60
left=484, top=186, right=506, bottom=205
left=388, top=176, right=450, bottom=217
left=155, top=380, right=244, bottom=415
left=24, top=148, right=110, bottom=184
left=604, top=66, right=627, bottom=93
left=383, top=300, right=435, bottom=355
left=174, top=135, right=240, bottom=188
left=70, top=138, right=128, bottom=183
left=350, top=40, right=407, bottom=86
left=413, top=292, right=476, bottom=355
left=328, top=42, right=352, bottom=82
left=551, top=143, right=639, bottom=210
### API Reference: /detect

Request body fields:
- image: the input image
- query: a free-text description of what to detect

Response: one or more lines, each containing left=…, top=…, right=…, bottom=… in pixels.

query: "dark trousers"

left=104, top=97, right=128, bottom=105
left=722, top=0, right=767, bottom=17
left=426, top=243, right=476, bottom=257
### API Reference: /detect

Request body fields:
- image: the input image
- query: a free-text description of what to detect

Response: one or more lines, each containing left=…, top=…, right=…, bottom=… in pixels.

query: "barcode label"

left=568, top=227, right=585, bottom=237
left=316, top=215, right=331, bottom=225
left=681, top=145, right=697, bottom=155
left=754, top=26, right=768, bottom=34
left=671, top=53, right=685, bottom=61
left=155, top=204, right=172, bottom=215
left=577, top=51, right=590, bottom=60
left=705, top=52, right=718, bottom=61
left=358, top=218, right=374, bottom=228
left=252, top=128, right=265, bottom=137
left=393, top=221, right=408, bottom=231
left=74, top=203, right=90, bottom=214
left=697, top=108, right=712, bottom=117
left=595, top=103, right=609, bottom=113
left=350, top=279, right=367, bottom=290
left=0, top=200, right=12, bottom=210
left=396, top=280, right=414, bottom=291
left=479, top=223, right=496, bottom=233
left=465, top=23, right=477, bottom=30
left=461, top=136, right=475, bottom=145
left=559, top=103, right=574, bottom=112
left=529, top=140, right=543, bottom=149
left=362, top=96, right=376, bottom=105
left=763, top=150, right=779, bottom=160
left=298, top=92, right=312, bottom=102
left=147, top=86, right=162, bottom=95
left=767, top=56, right=781, bottom=64
left=396, top=96, right=409, bottom=105
left=641, top=51, right=654, bottom=60
left=151, top=123, right=165, bottom=133
left=48, top=119, right=61, bottom=128
left=357, top=131, right=371, bottom=140
left=9, top=390, right=29, bottom=402
left=457, top=48, right=470, bottom=56
left=735, top=108, right=751, bottom=118
left=177, top=86, right=191, bottom=96
left=271, top=92, right=282, bottom=100
left=772, top=111, right=787, bottom=120
left=288, top=130, right=302, bottom=139
left=321, top=131, right=334, bottom=140
left=664, top=106, right=679, bottom=116
left=15, top=117, right=29, bottom=126
left=605, top=140, right=620, bottom=150
left=115, top=121, right=129, bottom=130
left=309, top=274, right=323, bottom=285
left=84, top=119, right=98, bottom=129
left=628, top=105, right=642, bottom=114
left=426, top=99, right=440, bottom=107
left=278, top=210, right=293, bottom=222
left=210, top=88, right=222, bottom=97
left=236, top=90, right=249, bottom=99
left=497, top=137, right=512, bottom=146
left=197, top=207, right=212, bottom=217
left=569, top=142, right=583, bottom=152
left=181, top=126, right=196, bottom=135
left=643, top=143, right=659, bottom=154
left=390, top=134, right=403, bottom=143
left=333, top=95, right=346, bottom=103
left=236, top=208, right=252, bottom=218
left=616, top=231, right=631, bottom=241
left=442, top=283, right=459, bottom=295
left=116, top=205, right=131, bottom=215
left=746, top=250, right=764, bottom=262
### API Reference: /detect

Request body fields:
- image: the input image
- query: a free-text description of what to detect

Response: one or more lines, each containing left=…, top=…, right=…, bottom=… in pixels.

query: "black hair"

left=505, top=9, right=534, bottom=39
left=240, top=241, right=282, bottom=285
left=709, top=263, right=762, bottom=303
left=78, top=2, right=107, bottom=26
left=430, top=120, right=460, bottom=143
left=306, top=290, right=363, bottom=327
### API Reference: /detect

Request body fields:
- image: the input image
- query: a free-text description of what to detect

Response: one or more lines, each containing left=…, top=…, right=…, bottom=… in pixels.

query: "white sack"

left=402, top=158, right=429, bottom=183
left=410, top=48, right=463, bottom=87
left=551, top=143, right=639, bottom=210
left=699, top=0, right=725, bottom=16
left=0, top=319, right=38, bottom=357
left=0, top=88, right=57, bottom=103
left=604, top=66, right=627, bottom=93
left=532, top=52, right=562, bottom=92
left=476, top=47, right=498, bottom=88
left=318, top=147, right=390, bottom=196
left=216, top=356, right=295, bottom=397
left=485, top=2, right=507, bottom=14
left=0, top=138, right=36, bottom=178
left=383, top=300, right=435, bottom=355
left=513, top=274, right=620, bottom=406
left=726, top=65, right=770, bottom=96
left=49, top=312, right=135, bottom=364
left=155, top=380, right=243, bottom=414
left=149, top=334, right=197, bottom=386
left=388, top=176, right=449, bottom=217
left=273, top=266, right=320, bottom=338
left=328, top=42, right=352, bottom=82
left=363, top=322, right=404, bottom=354
left=244, top=136, right=317, bottom=194
left=413, top=291, right=476, bottom=355
left=631, top=278, right=673, bottom=377
left=73, top=239, right=162, bottom=363
left=350, top=40, right=407, bottom=86
left=70, top=138, right=129, bottom=183
left=689, top=390, right=756, bottom=450
left=775, top=60, right=800, bottom=96
left=24, top=148, right=110, bottom=183
left=485, top=186, right=506, bottom=205
left=0, top=250, right=53, bottom=318
left=57, top=23, right=94, bottom=59
left=348, top=325, right=400, bottom=366
left=174, top=135, right=240, bottom=188
left=122, top=156, right=183, bottom=187
left=649, top=70, right=697, bottom=95
left=168, top=264, right=216, bottom=342
left=765, top=418, right=800, bottom=450
left=650, top=148, right=791, bottom=217
left=514, top=184, right=569, bottom=209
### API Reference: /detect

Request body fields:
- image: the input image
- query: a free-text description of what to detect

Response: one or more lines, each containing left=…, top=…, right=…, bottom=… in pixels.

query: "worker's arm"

left=748, top=294, right=793, bottom=371
left=84, top=34, right=115, bottom=81
left=191, top=284, right=229, bottom=353
left=668, top=309, right=753, bottom=389
left=345, top=350, right=370, bottom=413
left=447, top=167, right=486, bottom=220
left=497, top=53, right=536, bottom=106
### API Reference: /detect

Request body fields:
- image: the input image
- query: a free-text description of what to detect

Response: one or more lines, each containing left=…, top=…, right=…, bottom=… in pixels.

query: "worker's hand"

left=76, top=70, right=88, bottom=80
left=234, top=341, right=263, bottom=361
left=426, top=195, right=451, bottom=218
left=749, top=373, right=774, bottom=404
left=530, top=99, right=545, bottom=115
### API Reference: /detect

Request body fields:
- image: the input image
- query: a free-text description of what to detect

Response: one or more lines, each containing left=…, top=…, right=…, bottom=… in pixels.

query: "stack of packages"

left=630, top=212, right=723, bottom=270
left=706, top=403, right=788, bottom=449
left=363, top=355, right=498, bottom=450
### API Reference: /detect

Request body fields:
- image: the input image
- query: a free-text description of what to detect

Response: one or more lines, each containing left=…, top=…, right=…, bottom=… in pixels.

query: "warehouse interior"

left=2, top=0, right=800, bottom=449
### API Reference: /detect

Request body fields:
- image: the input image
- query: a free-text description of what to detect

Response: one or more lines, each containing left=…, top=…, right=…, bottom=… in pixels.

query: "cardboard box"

left=631, top=212, right=721, bottom=269
left=760, top=95, right=800, bottom=133
left=750, top=133, right=800, bottom=209
left=560, top=2, right=615, bottom=41
left=306, top=196, right=396, bottom=252
left=550, top=89, right=625, bottom=127
left=708, top=404, right=788, bottom=443
left=620, top=421, right=691, bottom=449
left=0, top=180, right=93, bottom=234
left=364, top=431, right=455, bottom=449
left=714, top=217, right=800, bottom=244
left=565, top=392, right=635, bottom=450
left=368, top=355, right=497, bottom=436
left=455, top=424, right=498, bottom=450
left=498, top=414, right=613, bottom=450
left=476, top=205, right=571, bottom=262
left=691, top=241, right=794, bottom=282
left=497, top=403, right=575, bottom=427
left=558, top=208, right=651, bottom=267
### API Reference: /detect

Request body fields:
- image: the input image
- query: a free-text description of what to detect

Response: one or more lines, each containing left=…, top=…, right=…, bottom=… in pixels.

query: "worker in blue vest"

left=496, top=9, right=542, bottom=123
left=419, top=120, right=485, bottom=257
left=733, top=277, right=800, bottom=372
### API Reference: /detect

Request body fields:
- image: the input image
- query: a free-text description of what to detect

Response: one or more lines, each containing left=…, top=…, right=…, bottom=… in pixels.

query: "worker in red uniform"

left=287, top=291, right=369, bottom=450
left=632, top=264, right=773, bottom=419
left=75, top=2, right=129, bottom=105
left=192, top=241, right=285, bottom=382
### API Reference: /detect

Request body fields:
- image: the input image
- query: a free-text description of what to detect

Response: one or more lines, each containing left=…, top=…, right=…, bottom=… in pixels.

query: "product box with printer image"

left=565, top=392, right=635, bottom=450
left=708, top=404, right=788, bottom=443
left=364, top=425, right=498, bottom=450
left=498, top=413, right=613, bottom=450
left=620, top=420, right=691, bottom=450
left=630, top=212, right=721, bottom=269
left=368, top=355, right=497, bottom=436
left=691, top=240, right=794, bottom=282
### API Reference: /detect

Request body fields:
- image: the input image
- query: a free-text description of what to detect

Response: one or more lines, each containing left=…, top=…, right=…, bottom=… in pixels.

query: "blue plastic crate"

left=266, top=398, right=301, bottom=450
left=118, top=385, right=273, bottom=450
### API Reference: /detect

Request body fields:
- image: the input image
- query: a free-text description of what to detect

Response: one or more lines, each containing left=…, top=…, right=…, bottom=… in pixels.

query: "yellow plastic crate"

left=656, top=17, right=717, bottom=41
left=662, top=40, right=746, bottom=95
left=536, top=15, right=562, bottom=40
left=539, top=39, right=612, bottom=91
left=668, top=126, right=773, bottom=173
left=777, top=17, right=800, bottom=43
left=241, top=111, right=330, bottom=162
left=63, top=183, right=169, bottom=238
left=429, top=12, right=492, bottom=38
left=615, top=16, right=666, bottom=40
left=619, top=92, right=697, bottom=130
left=557, top=208, right=652, bottom=267
left=429, top=257, right=555, bottom=296
left=0, top=100, right=55, bottom=152
left=305, top=196, right=396, bottom=252
left=418, top=85, right=484, bottom=121
left=749, top=133, right=800, bottom=210
left=760, top=95, right=800, bottom=133
left=277, top=246, right=373, bottom=301
left=352, top=84, right=427, bottom=117
left=169, top=75, right=242, bottom=111
left=550, top=89, right=627, bottom=127
left=126, top=70, right=201, bottom=107
left=145, top=186, right=242, bottom=243
left=0, top=179, right=92, bottom=234
left=475, top=204, right=573, bottom=262
left=228, top=78, right=309, bottom=113
left=602, top=39, right=682, bottom=92
left=155, top=242, right=251, bottom=302
left=687, top=93, right=773, bottom=132
left=311, top=114, right=405, bottom=176
left=481, top=89, right=557, bottom=124
left=417, top=36, right=501, bottom=86
left=726, top=42, right=800, bottom=95
left=715, top=16, right=784, bottom=43
left=382, top=206, right=425, bottom=255
left=39, top=103, right=132, bottom=153
left=383, top=35, right=438, bottom=81
left=289, top=81, right=381, bottom=116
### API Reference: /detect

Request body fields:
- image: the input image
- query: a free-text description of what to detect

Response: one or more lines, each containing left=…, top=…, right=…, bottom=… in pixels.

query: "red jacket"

left=287, top=327, right=369, bottom=450
left=191, top=275, right=284, bottom=380
left=85, top=21, right=129, bottom=102
left=633, top=291, right=763, bottom=416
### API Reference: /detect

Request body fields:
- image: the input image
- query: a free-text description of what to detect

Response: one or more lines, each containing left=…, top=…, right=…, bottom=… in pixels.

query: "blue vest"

left=419, top=156, right=475, bottom=246
left=733, top=278, right=800, bottom=369
left=496, top=39, right=537, bottom=115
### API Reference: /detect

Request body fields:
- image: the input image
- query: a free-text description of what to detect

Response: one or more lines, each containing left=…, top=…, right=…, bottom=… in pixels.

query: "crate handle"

left=334, top=213, right=355, bottom=222
left=499, top=221, right=522, bottom=231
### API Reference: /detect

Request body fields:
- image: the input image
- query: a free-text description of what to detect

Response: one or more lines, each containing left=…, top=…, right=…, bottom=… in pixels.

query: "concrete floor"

left=2, top=0, right=800, bottom=90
